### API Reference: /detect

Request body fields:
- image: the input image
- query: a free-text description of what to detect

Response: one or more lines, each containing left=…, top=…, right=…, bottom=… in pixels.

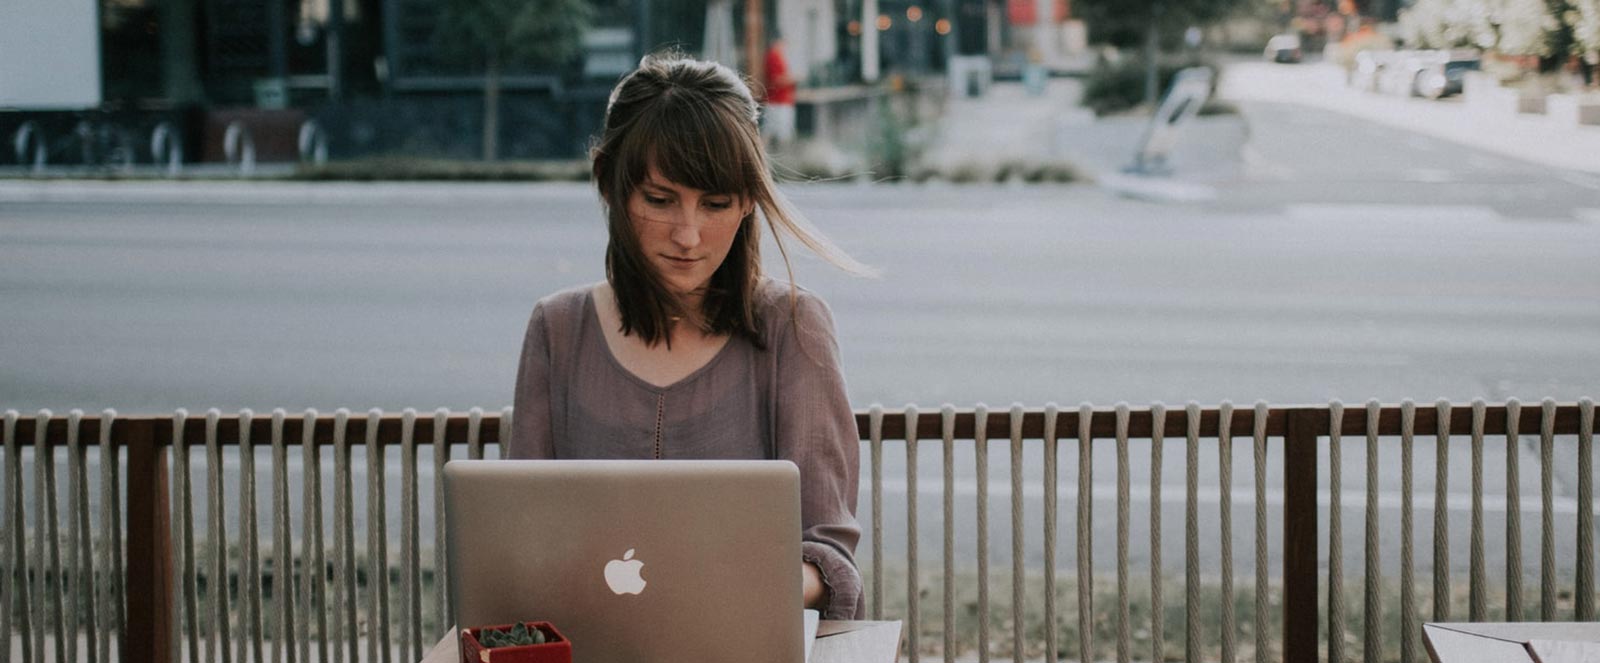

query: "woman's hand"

left=802, top=561, right=829, bottom=610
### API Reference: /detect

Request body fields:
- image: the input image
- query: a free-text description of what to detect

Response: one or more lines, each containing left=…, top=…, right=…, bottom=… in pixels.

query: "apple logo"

left=604, top=548, right=647, bottom=595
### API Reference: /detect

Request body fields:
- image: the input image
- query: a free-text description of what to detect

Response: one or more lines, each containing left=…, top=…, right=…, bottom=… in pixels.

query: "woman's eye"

left=706, top=201, right=732, bottom=210
left=645, top=196, right=669, bottom=205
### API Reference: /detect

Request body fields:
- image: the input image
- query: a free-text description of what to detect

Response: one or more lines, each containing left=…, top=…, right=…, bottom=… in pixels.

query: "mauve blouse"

left=507, top=279, right=865, bottom=620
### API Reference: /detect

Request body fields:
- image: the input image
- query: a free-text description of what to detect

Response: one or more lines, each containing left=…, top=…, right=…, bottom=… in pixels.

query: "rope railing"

left=0, top=401, right=1596, bottom=663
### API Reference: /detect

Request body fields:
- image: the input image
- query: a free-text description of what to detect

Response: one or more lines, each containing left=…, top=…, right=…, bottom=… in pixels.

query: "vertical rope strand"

left=1328, top=401, right=1345, bottom=663
left=1114, top=403, right=1131, bottom=663
left=204, top=410, right=231, bottom=663
left=1318, top=401, right=1344, bottom=663
left=29, top=410, right=48, bottom=663
left=1469, top=400, right=1486, bottom=621
left=1578, top=399, right=1596, bottom=621
left=1539, top=398, right=1556, bottom=621
left=239, top=408, right=264, bottom=663
left=402, top=409, right=422, bottom=662
left=1184, top=401, right=1200, bottom=663
left=365, top=409, right=392, bottom=663
left=1400, top=400, right=1416, bottom=663
left=300, top=410, right=326, bottom=663
left=1506, top=398, right=1523, bottom=622
left=973, top=404, right=990, bottom=663
left=1041, top=404, right=1059, bottom=663
left=466, top=409, right=483, bottom=462
left=903, top=405, right=920, bottom=663
left=1252, top=401, right=1270, bottom=663
left=1008, top=404, right=1024, bottom=663
left=65, top=411, right=88, bottom=663
left=173, top=409, right=198, bottom=663
left=940, top=406, right=955, bottom=663
left=4, top=410, right=32, bottom=663
left=272, top=410, right=296, bottom=663
left=1433, top=400, right=1452, bottom=622
left=334, top=408, right=357, bottom=663
left=1149, top=403, right=1167, bottom=663
left=1076, top=402, right=1093, bottom=663
left=1363, top=400, right=1381, bottom=663
left=41, top=411, right=64, bottom=663
left=868, top=406, right=883, bottom=622
left=97, top=409, right=120, bottom=663
left=431, top=408, right=450, bottom=636
left=1218, top=401, right=1236, bottom=663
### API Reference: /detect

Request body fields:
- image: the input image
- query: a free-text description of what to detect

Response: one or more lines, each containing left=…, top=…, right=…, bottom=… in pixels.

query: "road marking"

left=1402, top=168, right=1455, bottom=183
left=1286, top=203, right=1500, bottom=223
left=1560, top=172, right=1600, bottom=191
left=869, top=478, right=1596, bottom=515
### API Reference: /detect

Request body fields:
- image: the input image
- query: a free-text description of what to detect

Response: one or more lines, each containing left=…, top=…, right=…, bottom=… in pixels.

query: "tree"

left=1073, top=0, right=1262, bottom=105
left=1400, top=0, right=1496, bottom=49
left=434, top=0, right=594, bottom=160
left=1574, top=0, right=1600, bottom=78
left=1490, top=0, right=1561, bottom=57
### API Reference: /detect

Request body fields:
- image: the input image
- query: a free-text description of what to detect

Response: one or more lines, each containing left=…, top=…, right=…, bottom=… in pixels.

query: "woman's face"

left=627, top=165, right=750, bottom=299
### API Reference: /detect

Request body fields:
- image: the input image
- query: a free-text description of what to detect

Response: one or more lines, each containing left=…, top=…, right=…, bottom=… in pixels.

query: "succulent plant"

left=478, top=622, right=548, bottom=648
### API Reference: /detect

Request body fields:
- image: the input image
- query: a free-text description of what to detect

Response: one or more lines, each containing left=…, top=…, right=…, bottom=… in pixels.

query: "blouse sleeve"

left=508, top=301, right=557, bottom=460
left=773, top=290, right=865, bottom=620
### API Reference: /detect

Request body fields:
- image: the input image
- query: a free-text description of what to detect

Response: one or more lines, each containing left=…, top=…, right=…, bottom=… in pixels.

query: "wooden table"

left=419, top=621, right=903, bottom=663
left=1424, top=622, right=1600, bottom=663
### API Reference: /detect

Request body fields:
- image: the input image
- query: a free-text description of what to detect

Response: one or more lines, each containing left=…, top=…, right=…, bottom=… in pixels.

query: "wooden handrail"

left=4, top=401, right=1594, bottom=663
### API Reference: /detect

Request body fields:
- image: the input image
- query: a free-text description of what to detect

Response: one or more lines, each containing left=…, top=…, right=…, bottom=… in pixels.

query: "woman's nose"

left=669, top=216, right=702, bottom=248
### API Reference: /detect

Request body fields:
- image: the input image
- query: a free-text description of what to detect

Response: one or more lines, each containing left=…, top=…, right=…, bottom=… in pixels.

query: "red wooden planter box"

left=461, top=622, right=572, bottom=663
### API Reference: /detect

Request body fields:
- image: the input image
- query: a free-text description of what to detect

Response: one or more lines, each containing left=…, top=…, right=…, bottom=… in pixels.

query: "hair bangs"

left=632, top=93, right=759, bottom=199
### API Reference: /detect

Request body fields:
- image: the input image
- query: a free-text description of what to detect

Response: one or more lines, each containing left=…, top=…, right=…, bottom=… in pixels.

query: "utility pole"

left=862, top=0, right=880, bottom=82
left=746, top=0, right=765, bottom=89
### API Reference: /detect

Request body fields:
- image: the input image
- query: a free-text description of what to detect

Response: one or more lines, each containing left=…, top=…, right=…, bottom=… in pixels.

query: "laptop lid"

left=444, top=459, right=804, bottom=663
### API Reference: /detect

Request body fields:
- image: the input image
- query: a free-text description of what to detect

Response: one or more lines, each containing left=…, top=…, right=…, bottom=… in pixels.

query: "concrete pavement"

left=1220, top=60, right=1600, bottom=176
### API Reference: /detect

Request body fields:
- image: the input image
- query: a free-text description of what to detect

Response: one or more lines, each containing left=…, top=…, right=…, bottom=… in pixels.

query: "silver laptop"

left=443, top=459, right=805, bottom=663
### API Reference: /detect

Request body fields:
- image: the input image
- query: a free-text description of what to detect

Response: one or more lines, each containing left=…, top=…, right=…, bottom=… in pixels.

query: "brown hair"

left=589, top=51, right=871, bottom=349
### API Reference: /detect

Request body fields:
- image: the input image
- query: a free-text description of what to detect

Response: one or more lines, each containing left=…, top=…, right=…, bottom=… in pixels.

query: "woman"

left=507, top=52, right=873, bottom=621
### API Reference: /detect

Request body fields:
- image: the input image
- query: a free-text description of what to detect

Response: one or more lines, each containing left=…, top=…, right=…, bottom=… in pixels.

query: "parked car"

left=1349, top=49, right=1480, bottom=99
left=1264, top=34, right=1303, bottom=63
left=1348, top=50, right=1390, bottom=91
left=1407, top=49, right=1480, bottom=99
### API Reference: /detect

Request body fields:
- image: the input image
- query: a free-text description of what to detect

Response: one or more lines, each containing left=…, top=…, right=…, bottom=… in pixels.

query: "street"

left=3, top=61, right=1599, bottom=588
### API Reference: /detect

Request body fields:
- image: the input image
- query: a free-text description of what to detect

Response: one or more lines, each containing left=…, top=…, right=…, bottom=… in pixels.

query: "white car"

left=1265, top=34, right=1303, bottom=63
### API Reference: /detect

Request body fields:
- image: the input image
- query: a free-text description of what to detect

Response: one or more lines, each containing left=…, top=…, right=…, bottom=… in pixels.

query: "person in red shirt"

left=763, top=33, right=798, bottom=148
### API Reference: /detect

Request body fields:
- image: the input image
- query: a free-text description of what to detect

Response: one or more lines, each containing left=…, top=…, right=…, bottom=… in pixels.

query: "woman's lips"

left=662, top=255, right=700, bottom=269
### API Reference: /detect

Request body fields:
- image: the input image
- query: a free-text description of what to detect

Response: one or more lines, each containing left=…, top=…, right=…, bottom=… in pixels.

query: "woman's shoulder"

left=530, top=282, right=600, bottom=326
left=755, top=277, right=833, bottom=325
left=755, top=278, right=838, bottom=355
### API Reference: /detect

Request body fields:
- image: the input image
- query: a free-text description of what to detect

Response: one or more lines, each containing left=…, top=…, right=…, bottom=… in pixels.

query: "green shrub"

left=1080, top=56, right=1221, bottom=116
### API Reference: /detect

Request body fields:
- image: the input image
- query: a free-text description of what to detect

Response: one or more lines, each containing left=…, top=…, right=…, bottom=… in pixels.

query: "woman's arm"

left=802, top=561, right=828, bottom=609
left=774, top=289, right=864, bottom=620
left=508, top=301, right=556, bottom=459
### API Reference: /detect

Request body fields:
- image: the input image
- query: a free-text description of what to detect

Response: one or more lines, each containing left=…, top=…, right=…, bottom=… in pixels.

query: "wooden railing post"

left=1283, top=408, right=1321, bottom=663
left=124, top=419, right=173, bottom=663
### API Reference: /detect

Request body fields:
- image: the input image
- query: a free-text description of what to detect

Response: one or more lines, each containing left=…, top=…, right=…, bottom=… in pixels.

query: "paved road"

left=2, top=64, right=1598, bottom=590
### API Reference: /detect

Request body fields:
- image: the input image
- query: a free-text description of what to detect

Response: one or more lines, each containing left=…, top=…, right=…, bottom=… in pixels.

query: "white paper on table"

left=1528, top=639, right=1600, bottom=663
left=803, top=609, right=820, bottom=663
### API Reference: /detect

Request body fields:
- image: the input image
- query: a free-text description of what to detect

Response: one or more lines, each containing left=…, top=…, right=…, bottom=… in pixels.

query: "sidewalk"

left=1219, top=61, right=1600, bottom=175
left=919, top=77, right=1249, bottom=192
